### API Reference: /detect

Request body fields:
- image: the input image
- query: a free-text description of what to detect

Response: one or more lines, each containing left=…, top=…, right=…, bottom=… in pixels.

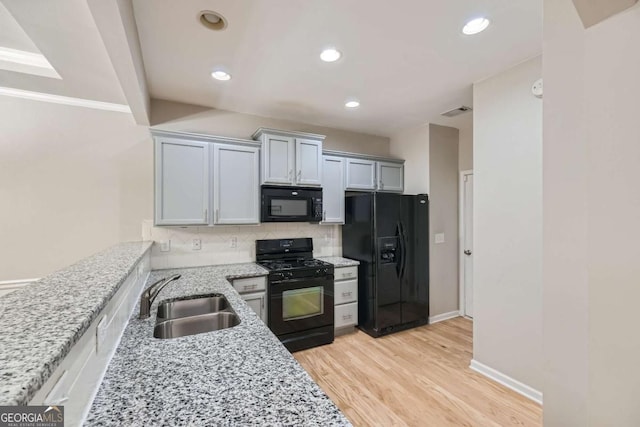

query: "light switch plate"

left=159, top=240, right=171, bottom=252
left=435, top=233, right=445, bottom=244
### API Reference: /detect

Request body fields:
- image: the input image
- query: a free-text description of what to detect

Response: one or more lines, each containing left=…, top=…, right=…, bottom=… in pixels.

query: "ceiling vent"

left=441, top=106, right=472, bottom=117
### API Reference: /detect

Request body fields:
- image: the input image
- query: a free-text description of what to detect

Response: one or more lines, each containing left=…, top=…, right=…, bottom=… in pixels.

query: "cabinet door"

left=242, top=292, right=267, bottom=323
left=345, top=158, right=377, bottom=190
left=155, top=138, right=210, bottom=225
left=321, top=156, right=345, bottom=224
left=262, top=135, right=295, bottom=185
left=377, top=161, right=404, bottom=193
left=295, top=138, right=322, bottom=186
left=213, top=144, right=260, bottom=224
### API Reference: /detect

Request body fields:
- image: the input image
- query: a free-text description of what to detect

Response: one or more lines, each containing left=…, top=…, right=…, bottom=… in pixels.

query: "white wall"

left=389, top=124, right=430, bottom=193
left=0, top=96, right=389, bottom=280
left=0, top=97, right=152, bottom=281
left=542, top=0, right=589, bottom=423
left=151, top=99, right=391, bottom=157
left=472, top=57, right=543, bottom=393
left=428, top=124, right=460, bottom=317
left=458, top=125, right=473, bottom=171
left=544, top=1, right=640, bottom=425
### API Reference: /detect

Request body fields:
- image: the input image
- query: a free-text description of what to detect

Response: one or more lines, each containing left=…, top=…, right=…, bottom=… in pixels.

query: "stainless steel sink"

left=156, top=293, right=230, bottom=320
left=154, top=312, right=241, bottom=339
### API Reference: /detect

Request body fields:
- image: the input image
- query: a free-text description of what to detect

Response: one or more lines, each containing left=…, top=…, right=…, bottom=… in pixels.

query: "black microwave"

left=261, top=185, right=323, bottom=223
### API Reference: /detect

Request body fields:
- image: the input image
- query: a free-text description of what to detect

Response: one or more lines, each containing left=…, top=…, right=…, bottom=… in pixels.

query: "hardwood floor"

left=294, top=317, right=542, bottom=427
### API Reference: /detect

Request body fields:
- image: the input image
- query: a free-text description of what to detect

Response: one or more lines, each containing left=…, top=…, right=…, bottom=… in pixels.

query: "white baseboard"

left=428, top=310, right=460, bottom=324
left=470, top=359, right=543, bottom=405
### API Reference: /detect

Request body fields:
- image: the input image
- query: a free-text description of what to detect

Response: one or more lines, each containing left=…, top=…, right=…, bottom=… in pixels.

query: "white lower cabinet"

left=232, top=276, right=268, bottom=324
left=333, top=265, right=358, bottom=334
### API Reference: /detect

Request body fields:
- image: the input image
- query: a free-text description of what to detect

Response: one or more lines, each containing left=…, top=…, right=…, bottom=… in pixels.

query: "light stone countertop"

left=318, top=256, right=360, bottom=268
left=85, top=264, right=351, bottom=426
left=0, top=241, right=153, bottom=406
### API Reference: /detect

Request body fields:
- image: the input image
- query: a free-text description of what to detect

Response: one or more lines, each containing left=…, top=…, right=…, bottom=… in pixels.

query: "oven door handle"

left=270, top=276, right=332, bottom=286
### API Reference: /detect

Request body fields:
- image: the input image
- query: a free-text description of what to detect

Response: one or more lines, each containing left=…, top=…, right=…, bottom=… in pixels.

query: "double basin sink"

left=154, top=294, right=240, bottom=339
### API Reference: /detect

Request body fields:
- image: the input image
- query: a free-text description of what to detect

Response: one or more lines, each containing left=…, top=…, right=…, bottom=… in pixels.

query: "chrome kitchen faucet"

left=139, top=274, right=182, bottom=319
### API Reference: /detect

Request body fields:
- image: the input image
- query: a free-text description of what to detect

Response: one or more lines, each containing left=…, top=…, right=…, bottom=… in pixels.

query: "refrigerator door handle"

left=398, top=222, right=408, bottom=279
left=395, top=222, right=403, bottom=278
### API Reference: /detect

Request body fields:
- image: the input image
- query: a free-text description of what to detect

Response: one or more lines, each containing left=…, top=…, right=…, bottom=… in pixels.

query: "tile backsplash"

left=142, top=220, right=342, bottom=270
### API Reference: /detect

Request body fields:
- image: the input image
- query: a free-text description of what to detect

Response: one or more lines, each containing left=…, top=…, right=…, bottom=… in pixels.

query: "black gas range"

left=256, top=238, right=334, bottom=352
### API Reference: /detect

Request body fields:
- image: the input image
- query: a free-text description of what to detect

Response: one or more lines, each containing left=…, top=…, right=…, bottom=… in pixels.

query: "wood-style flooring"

left=294, top=317, right=542, bottom=427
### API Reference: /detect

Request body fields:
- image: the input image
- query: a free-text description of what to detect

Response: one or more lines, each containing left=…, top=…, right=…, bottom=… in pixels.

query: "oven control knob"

left=286, top=272, right=293, bottom=279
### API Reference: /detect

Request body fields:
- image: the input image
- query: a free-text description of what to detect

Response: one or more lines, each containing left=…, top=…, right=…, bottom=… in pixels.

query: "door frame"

left=458, top=169, right=473, bottom=317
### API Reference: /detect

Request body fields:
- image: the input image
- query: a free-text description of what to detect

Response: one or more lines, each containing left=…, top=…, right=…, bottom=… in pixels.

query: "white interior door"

left=462, top=172, right=474, bottom=318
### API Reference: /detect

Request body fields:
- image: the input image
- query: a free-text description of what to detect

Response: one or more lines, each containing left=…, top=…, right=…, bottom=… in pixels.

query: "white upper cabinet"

left=377, top=161, right=404, bottom=193
left=345, top=158, right=377, bottom=190
left=321, top=156, right=345, bottom=224
left=254, top=128, right=324, bottom=187
left=295, top=139, right=323, bottom=186
left=155, top=137, right=210, bottom=225
left=262, top=135, right=295, bottom=185
left=213, top=143, right=260, bottom=224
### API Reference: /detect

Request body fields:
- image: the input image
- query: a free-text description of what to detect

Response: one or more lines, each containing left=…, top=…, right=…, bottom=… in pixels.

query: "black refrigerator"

left=342, top=192, right=429, bottom=337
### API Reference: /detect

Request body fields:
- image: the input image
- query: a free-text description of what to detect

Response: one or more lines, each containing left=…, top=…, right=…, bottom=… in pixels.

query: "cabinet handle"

left=204, top=209, right=208, bottom=222
left=342, top=314, right=353, bottom=320
left=342, top=291, right=352, bottom=297
left=323, top=210, right=326, bottom=221
left=289, top=169, right=293, bottom=180
left=245, top=284, right=257, bottom=291
left=298, top=170, right=302, bottom=181
left=344, top=272, right=353, bottom=277
left=379, top=180, right=384, bottom=190
left=215, top=209, right=219, bottom=223
left=261, top=297, right=264, bottom=309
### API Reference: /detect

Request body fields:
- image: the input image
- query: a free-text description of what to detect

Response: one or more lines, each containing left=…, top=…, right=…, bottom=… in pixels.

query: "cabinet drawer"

left=232, top=276, right=266, bottom=294
left=335, top=266, right=357, bottom=281
left=335, top=279, right=357, bottom=304
left=335, top=302, right=358, bottom=328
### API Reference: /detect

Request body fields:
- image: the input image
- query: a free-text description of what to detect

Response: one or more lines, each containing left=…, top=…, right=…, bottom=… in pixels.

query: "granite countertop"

left=0, top=241, right=153, bottom=406
left=86, top=264, right=351, bottom=427
left=318, top=256, right=360, bottom=268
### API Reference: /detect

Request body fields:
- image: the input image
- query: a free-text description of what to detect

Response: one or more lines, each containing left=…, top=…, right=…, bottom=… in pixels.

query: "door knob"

left=464, top=250, right=472, bottom=256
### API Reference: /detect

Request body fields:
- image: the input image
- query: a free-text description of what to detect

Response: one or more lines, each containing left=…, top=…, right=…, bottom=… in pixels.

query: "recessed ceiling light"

left=320, top=48, right=341, bottom=62
left=345, top=100, right=360, bottom=108
left=462, top=17, right=490, bottom=35
left=211, top=70, right=231, bottom=81
left=199, top=11, right=227, bottom=31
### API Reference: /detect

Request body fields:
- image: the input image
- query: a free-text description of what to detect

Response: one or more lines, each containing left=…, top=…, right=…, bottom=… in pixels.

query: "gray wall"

left=428, top=124, right=460, bottom=317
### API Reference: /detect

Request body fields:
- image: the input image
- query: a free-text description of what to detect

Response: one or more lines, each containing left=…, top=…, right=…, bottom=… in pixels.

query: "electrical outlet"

left=435, top=233, right=445, bottom=244
left=159, top=240, right=171, bottom=252
left=192, top=239, right=202, bottom=251
left=230, top=237, right=238, bottom=248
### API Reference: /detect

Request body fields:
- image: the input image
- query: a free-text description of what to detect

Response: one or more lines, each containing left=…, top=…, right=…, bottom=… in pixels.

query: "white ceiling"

left=132, top=0, right=542, bottom=136
left=0, top=0, right=126, bottom=104
left=0, top=2, right=39, bottom=53
left=0, top=0, right=542, bottom=137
